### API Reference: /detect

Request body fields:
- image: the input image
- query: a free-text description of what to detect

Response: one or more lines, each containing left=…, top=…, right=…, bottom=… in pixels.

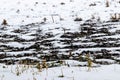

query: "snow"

left=96, top=59, right=115, bottom=63
left=20, top=35, right=35, bottom=40
left=6, top=50, right=35, bottom=55
left=0, top=63, right=120, bottom=80
left=0, top=0, right=120, bottom=25
left=0, top=0, right=120, bottom=80
left=65, top=60, right=100, bottom=67
left=0, top=0, right=120, bottom=53
left=6, top=42, right=26, bottom=48
left=115, top=57, right=120, bottom=60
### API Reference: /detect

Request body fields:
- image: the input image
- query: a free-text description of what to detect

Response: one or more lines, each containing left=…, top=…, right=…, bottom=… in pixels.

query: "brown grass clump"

left=106, top=0, right=110, bottom=7
left=1, top=19, right=8, bottom=25
left=110, top=13, right=120, bottom=22
left=86, top=53, right=92, bottom=71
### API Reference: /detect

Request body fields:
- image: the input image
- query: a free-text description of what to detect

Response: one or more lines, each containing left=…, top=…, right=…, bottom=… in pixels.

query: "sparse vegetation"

left=86, top=53, right=92, bottom=71
left=58, top=69, right=64, bottom=78
left=0, top=0, right=120, bottom=80
left=106, top=0, right=110, bottom=7
left=1, top=19, right=8, bottom=25
left=110, top=13, right=120, bottom=22
left=74, top=17, right=82, bottom=21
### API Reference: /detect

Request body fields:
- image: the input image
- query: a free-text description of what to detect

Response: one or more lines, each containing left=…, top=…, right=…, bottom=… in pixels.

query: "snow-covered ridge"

left=0, top=0, right=120, bottom=64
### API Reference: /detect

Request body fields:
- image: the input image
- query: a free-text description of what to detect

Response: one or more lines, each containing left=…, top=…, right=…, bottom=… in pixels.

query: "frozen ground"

left=0, top=0, right=120, bottom=25
left=0, top=63, right=120, bottom=80
left=0, top=0, right=120, bottom=79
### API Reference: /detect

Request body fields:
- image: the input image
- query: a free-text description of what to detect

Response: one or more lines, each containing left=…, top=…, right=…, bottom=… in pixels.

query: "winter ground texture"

left=0, top=0, right=120, bottom=80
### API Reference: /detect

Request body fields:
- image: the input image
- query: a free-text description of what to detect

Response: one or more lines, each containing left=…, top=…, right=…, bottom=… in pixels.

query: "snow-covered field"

left=0, top=0, right=120, bottom=80
left=0, top=0, right=120, bottom=25
left=0, top=63, right=120, bottom=80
